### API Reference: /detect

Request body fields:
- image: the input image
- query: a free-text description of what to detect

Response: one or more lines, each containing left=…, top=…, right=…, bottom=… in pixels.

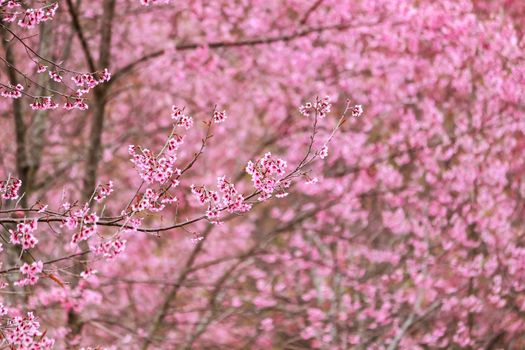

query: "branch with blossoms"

left=0, top=12, right=112, bottom=110
left=0, top=97, right=361, bottom=252
left=0, top=98, right=362, bottom=233
left=0, top=97, right=361, bottom=348
left=134, top=98, right=363, bottom=349
left=0, top=1, right=58, bottom=29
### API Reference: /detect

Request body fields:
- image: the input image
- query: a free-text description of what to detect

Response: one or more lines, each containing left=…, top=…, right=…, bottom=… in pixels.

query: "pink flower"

left=213, top=110, right=227, bottom=123
left=299, top=96, right=331, bottom=118
left=15, top=261, right=43, bottom=286
left=352, top=104, right=364, bottom=117
left=319, top=145, right=328, bottom=159
left=1, top=83, right=23, bottom=99
left=48, top=70, right=63, bottom=82
left=0, top=176, right=22, bottom=199
left=94, top=181, right=114, bottom=202
left=36, top=64, right=47, bottom=73
left=30, top=96, right=58, bottom=110
left=9, top=220, right=38, bottom=250
left=246, top=152, right=288, bottom=200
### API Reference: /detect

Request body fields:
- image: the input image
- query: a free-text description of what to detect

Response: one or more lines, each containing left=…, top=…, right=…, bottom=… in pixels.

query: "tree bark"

left=65, top=0, right=116, bottom=341
left=2, top=26, right=28, bottom=207
left=27, top=21, right=53, bottom=195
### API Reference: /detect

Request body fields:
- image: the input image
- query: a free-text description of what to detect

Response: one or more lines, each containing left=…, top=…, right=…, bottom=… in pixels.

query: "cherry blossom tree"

left=1, top=0, right=525, bottom=349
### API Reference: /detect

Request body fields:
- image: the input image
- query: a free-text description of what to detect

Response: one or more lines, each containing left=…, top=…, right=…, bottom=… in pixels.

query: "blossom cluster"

left=28, top=96, right=89, bottom=111
left=9, top=220, right=38, bottom=250
left=1, top=67, right=110, bottom=108
left=71, top=68, right=111, bottom=96
left=217, top=176, right=252, bottom=213
left=129, top=106, right=188, bottom=185
left=1, top=2, right=58, bottom=29
left=4, top=312, right=54, bottom=349
left=73, top=213, right=98, bottom=244
left=191, top=176, right=252, bottom=222
left=299, top=96, right=332, bottom=118
left=213, top=110, right=227, bottom=123
left=94, top=181, right=114, bottom=202
left=352, top=104, right=364, bottom=118
left=191, top=185, right=219, bottom=207
left=129, top=141, right=182, bottom=185
left=131, top=188, right=174, bottom=213
left=48, top=70, right=62, bottom=82
left=29, top=96, right=58, bottom=110
left=62, top=205, right=99, bottom=244
left=0, top=176, right=21, bottom=199
left=63, top=98, right=89, bottom=111
left=246, top=152, right=290, bottom=201
left=319, top=145, right=328, bottom=159
left=171, top=106, right=193, bottom=129
left=92, top=236, right=127, bottom=260
left=36, top=64, right=47, bottom=73
left=15, top=261, right=43, bottom=286
left=80, top=267, right=97, bottom=280
left=0, top=83, right=23, bottom=99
